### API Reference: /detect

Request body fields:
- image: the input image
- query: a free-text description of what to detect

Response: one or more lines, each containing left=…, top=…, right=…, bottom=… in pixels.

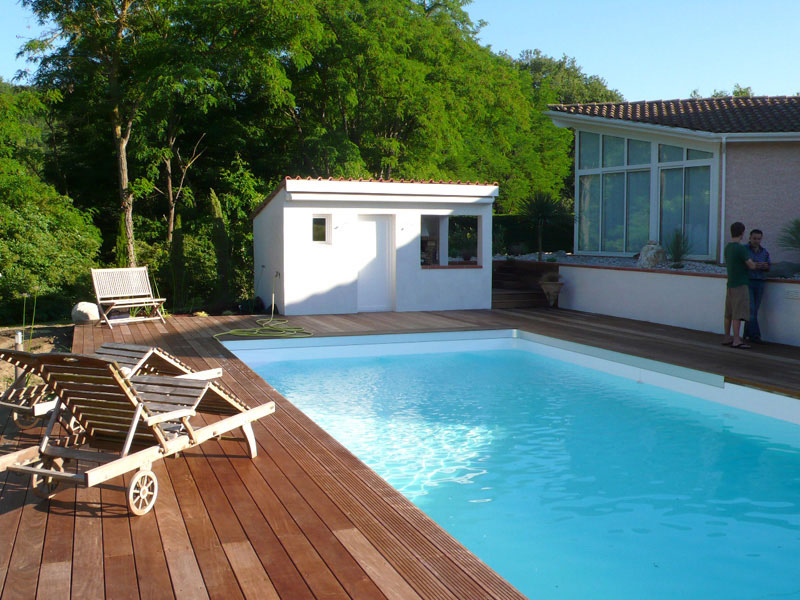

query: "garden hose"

left=213, top=271, right=312, bottom=339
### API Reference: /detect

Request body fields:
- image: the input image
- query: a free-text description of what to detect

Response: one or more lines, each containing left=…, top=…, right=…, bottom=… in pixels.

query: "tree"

left=0, top=83, right=100, bottom=302
left=515, top=50, right=624, bottom=105
left=22, top=0, right=177, bottom=266
left=690, top=84, right=753, bottom=98
left=520, top=190, right=569, bottom=261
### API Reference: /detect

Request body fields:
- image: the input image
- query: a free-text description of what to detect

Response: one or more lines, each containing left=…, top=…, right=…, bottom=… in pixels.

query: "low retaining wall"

left=558, top=264, right=800, bottom=347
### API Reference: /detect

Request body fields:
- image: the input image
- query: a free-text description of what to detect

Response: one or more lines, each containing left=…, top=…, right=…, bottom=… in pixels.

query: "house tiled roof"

left=548, top=96, right=800, bottom=133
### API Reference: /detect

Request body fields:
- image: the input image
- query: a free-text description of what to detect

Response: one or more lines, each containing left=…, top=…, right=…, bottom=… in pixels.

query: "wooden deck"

left=2, top=307, right=800, bottom=599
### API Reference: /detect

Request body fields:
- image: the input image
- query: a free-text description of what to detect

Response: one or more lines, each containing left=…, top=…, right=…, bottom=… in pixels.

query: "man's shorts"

left=725, top=285, right=750, bottom=321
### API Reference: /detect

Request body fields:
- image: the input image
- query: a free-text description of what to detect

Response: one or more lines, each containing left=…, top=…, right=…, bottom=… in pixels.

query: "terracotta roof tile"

left=284, top=175, right=498, bottom=185
left=548, top=96, right=800, bottom=133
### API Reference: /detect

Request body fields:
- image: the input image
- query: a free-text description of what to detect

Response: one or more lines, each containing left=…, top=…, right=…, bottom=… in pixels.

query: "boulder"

left=72, top=301, right=100, bottom=323
left=637, top=241, right=667, bottom=269
left=768, top=261, right=800, bottom=278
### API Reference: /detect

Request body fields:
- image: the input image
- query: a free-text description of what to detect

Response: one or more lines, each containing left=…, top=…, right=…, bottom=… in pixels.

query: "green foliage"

left=493, top=215, right=573, bottom=256
left=665, top=229, right=691, bottom=266
left=690, top=84, right=753, bottom=98
left=515, top=50, right=624, bottom=105
left=778, top=219, right=800, bottom=254
left=9, top=0, right=622, bottom=315
left=0, top=85, right=100, bottom=317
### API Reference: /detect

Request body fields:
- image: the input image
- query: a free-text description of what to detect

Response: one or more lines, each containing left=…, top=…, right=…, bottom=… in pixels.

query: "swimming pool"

left=226, top=330, right=800, bottom=599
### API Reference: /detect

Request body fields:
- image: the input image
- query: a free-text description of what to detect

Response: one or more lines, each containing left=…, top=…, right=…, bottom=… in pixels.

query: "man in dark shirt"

left=722, top=222, right=756, bottom=349
left=744, top=229, right=771, bottom=343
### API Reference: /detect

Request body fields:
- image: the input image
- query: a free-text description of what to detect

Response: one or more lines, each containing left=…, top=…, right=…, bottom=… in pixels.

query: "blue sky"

left=2, top=0, right=799, bottom=101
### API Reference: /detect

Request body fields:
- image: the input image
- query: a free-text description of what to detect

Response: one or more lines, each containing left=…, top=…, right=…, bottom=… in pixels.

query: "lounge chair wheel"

left=12, top=410, right=43, bottom=430
left=127, top=469, right=158, bottom=516
left=31, top=457, right=65, bottom=500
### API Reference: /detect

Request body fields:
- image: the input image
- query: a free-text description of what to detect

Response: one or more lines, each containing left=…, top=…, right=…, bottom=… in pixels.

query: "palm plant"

left=521, top=191, right=565, bottom=262
left=778, top=219, right=800, bottom=254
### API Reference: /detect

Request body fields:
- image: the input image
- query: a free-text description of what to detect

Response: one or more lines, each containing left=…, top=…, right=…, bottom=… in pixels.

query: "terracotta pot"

left=539, top=281, right=564, bottom=307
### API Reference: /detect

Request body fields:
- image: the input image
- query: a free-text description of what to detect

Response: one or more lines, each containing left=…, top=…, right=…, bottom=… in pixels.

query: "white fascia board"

left=286, top=192, right=495, bottom=204
left=545, top=111, right=721, bottom=145
left=546, top=111, right=800, bottom=144
left=723, top=132, right=800, bottom=142
left=283, top=178, right=499, bottom=198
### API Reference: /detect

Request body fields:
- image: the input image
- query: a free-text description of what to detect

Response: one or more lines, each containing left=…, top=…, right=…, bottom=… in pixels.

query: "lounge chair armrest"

left=174, top=368, right=223, bottom=381
left=145, top=408, right=196, bottom=426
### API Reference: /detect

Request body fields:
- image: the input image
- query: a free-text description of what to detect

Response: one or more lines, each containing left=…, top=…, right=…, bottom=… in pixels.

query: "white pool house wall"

left=252, top=179, right=498, bottom=315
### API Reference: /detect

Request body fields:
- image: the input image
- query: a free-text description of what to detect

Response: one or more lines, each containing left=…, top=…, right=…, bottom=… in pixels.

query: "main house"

left=546, top=96, right=800, bottom=263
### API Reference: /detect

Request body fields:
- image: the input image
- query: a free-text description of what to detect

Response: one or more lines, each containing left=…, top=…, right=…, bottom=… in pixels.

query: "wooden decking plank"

left=161, top=453, right=244, bottom=600
left=215, top=438, right=351, bottom=600
left=71, top=464, right=105, bottom=600
left=128, top=496, right=174, bottom=600
left=2, top=485, right=49, bottom=600
left=36, top=481, right=77, bottom=600
left=100, top=476, right=139, bottom=600
left=0, top=412, right=33, bottom=595
left=193, top=430, right=319, bottom=600
left=178, top=443, right=278, bottom=600
left=149, top=460, right=209, bottom=599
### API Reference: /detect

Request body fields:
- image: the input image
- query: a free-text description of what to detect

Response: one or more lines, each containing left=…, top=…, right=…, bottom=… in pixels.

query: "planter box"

left=558, top=264, right=800, bottom=347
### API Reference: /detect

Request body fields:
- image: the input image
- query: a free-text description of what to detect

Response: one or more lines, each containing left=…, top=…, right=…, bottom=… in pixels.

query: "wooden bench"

left=91, top=267, right=166, bottom=328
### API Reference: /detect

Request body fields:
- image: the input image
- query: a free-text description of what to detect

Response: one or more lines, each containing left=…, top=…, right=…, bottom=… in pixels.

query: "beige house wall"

left=725, top=142, right=800, bottom=263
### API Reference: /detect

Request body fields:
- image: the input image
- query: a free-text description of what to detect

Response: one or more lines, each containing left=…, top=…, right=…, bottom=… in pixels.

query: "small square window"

left=312, top=216, right=329, bottom=242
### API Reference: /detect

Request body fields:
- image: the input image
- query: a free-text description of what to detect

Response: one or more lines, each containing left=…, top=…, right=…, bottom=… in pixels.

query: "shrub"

left=665, top=229, right=691, bottom=267
left=778, top=219, right=800, bottom=254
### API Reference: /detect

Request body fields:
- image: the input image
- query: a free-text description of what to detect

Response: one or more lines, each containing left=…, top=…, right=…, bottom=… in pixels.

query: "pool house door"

left=356, top=215, right=394, bottom=312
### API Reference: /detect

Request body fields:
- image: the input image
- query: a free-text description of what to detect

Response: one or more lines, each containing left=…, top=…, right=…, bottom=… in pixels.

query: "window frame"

left=574, top=129, right=717, bottom=259
left=312, top=215, right=331, bottom=244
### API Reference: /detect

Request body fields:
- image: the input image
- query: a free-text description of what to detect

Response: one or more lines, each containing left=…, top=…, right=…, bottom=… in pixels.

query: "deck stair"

left=492, top=260, right=556, bottom=309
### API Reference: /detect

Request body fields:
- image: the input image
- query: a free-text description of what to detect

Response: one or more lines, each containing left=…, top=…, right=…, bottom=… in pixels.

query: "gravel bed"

left=494, top=252, right=800, bottom=279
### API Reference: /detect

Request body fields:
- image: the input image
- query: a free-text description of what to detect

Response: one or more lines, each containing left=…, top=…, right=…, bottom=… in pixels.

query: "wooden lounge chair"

left=92, top=342, right=223, bottom=380
left=0, top=349, right=59, bottom=429
left=0, top=353, right=274, bottom=515
left=0, top=344, right=222, bottom=430
left=91, top=266, right=166, bottom=328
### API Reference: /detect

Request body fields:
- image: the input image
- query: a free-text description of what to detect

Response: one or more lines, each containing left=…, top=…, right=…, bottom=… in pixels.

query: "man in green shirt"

left=722, top=221, right=756, bottom=349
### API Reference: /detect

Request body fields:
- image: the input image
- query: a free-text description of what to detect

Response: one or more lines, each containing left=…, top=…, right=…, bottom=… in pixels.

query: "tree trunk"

left=113, top=121, right=136, bottom=267
left=165, top=155, right=175, bottom=245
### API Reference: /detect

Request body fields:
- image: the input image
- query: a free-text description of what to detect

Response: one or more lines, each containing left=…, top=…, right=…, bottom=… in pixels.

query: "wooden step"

left=491, top=288, right=549, bottom=309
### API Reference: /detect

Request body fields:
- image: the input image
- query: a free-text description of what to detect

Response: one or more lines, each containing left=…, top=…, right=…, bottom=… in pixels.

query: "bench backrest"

left=92, top=267, right=155, bottom=301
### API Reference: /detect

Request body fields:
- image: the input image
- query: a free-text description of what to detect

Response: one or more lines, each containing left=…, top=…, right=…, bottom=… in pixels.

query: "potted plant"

left=539, top=271, right=563, bottom=307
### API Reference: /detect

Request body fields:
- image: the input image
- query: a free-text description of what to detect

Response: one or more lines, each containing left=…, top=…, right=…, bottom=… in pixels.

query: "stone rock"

left=72, top=301, right=100, bottom=323
left=768, top=261, right=800, bottom=278
left=637, top=242, right=667, bottom=269
left=554, top=250, right=568, bottom=258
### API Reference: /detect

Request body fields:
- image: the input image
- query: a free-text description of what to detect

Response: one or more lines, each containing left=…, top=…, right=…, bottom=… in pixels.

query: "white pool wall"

left=223, top=329, right=800, bottom=427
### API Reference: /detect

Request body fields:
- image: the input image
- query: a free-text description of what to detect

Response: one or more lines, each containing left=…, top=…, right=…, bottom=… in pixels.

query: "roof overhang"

left=252, top=179, right=499, bottom=219
left=545, top=110, right=800, bottom=144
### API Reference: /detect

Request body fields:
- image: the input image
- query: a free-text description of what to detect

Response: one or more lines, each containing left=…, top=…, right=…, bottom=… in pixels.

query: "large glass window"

left=579, top=132, right=600, bottom=169
left=575, top=130, right=714, bottom=256
left=602, top=173, right=624, bottom=251
left=685, top=166, right=710, bottom=254
left=578, top=175, right=600, bottom=251
left=659, top=166, right=711, bottom=255
left=626, top=171, right=650, bottom=252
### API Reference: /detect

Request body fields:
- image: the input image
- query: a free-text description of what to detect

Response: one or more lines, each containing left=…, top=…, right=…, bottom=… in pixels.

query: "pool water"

left=255, top=349, right=800, bottom=599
